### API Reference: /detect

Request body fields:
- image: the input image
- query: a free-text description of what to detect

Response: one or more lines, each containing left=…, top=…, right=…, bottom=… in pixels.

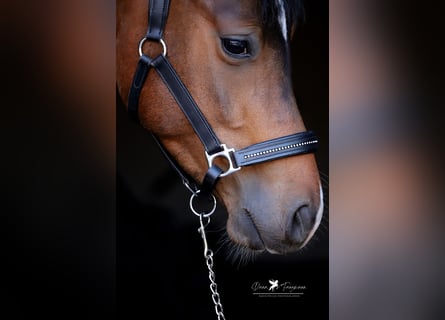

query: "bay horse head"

left=117, top=0, right=323, bottom=255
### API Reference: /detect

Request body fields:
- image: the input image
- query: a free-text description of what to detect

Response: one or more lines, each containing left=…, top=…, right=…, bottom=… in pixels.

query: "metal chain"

left=198, top=214, right=226, bottom=320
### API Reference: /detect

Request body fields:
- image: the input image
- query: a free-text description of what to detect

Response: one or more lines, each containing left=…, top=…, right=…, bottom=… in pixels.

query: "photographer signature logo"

left=269, top=279, right=279, bottom=291
left=251, top=279, right=306, bottom=298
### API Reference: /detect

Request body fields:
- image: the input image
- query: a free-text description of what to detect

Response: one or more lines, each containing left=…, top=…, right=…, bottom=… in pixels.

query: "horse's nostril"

left=288, top=204, right=316, bottom=244
left=295, top=205, right=314, bottom=230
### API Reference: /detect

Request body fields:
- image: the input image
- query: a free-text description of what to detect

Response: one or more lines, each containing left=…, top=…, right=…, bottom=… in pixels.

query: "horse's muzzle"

left=226, top=185, right=323, bottom=254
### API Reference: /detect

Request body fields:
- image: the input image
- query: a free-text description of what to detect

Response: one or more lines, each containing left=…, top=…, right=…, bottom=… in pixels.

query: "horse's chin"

left=223, top=235, right=311, bottom=265
left=225, top=213, right=314, bottom=257
left=227, top=237, right=310, bottom=255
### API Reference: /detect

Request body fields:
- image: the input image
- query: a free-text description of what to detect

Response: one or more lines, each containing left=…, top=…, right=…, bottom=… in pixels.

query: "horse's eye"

left=221, top=38, right=251, bottom=58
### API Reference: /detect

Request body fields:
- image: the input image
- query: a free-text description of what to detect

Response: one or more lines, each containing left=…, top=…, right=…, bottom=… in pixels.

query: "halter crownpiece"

left=128, top=0, right=319, bottom=194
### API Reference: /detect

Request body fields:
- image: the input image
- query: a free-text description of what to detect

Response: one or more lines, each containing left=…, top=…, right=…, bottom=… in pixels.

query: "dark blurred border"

left=1, top=1, right=116, bottom=319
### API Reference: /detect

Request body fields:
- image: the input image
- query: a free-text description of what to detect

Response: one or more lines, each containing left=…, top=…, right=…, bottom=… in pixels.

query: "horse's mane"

left=259, top=0, right=304, bottom=33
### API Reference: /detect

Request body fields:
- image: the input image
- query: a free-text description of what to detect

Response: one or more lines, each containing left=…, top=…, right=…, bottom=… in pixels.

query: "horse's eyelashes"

left=221, top=38, right=251, bottom=59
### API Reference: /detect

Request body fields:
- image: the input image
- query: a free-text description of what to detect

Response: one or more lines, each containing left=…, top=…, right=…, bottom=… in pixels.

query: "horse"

left=116, top=0, right=323, bottom=256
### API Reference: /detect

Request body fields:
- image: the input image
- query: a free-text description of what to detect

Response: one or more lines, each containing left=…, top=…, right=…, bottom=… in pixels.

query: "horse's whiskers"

left=319, top=171, right=329, bottom=187
left=319, top=170, right=329, bottom=211
left=217, top=231, right=260, bottom=267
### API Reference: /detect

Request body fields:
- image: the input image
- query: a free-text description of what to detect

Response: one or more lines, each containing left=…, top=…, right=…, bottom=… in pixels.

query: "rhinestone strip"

left=243, top=139, right=318, bottom=159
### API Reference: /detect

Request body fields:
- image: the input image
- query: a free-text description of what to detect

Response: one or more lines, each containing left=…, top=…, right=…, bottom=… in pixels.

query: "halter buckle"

left=205, top=144, right=241, bottom=178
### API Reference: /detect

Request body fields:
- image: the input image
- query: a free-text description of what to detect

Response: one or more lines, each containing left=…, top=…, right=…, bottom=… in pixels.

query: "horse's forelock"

left=259, top=0, right=304, bottom=37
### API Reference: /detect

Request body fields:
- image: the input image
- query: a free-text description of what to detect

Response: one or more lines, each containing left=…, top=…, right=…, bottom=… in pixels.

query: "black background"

left=117, top=1, right=328, bottom=319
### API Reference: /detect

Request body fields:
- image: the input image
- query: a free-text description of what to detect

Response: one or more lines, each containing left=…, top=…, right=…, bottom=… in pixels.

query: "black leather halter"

left=127, top=0, right=318, bottom=195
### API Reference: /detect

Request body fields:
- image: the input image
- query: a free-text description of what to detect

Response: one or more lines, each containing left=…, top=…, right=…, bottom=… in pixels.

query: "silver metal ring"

left=138, top=37, right=167, bottom=57
left=189, top=191, right=217, bottom=218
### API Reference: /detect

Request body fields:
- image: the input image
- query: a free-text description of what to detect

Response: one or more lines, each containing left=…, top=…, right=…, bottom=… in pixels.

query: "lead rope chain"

left=198, top=213, right=226, bottom=320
